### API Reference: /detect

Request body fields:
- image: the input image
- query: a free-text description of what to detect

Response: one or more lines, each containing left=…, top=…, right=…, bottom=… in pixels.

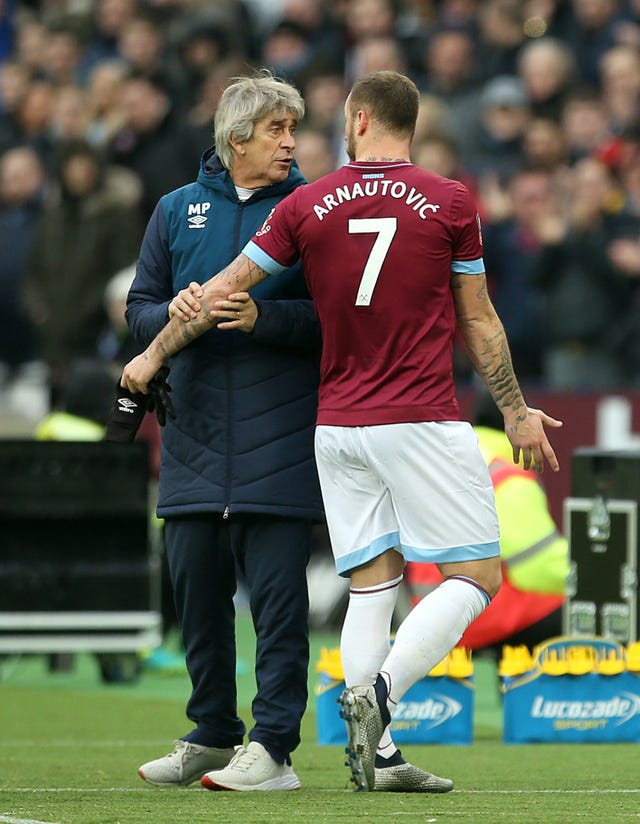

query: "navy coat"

left=126, top=148, right=323, bottom=521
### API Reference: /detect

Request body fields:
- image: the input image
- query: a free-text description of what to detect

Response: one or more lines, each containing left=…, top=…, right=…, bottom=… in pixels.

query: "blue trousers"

left=164, top=514, right=312, bottom=763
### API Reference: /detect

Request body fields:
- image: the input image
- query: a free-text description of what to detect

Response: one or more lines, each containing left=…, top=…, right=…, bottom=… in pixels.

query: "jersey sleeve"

left=242, top=192, right=301, bottom=276
left=450, top=183, right=485, bottom=275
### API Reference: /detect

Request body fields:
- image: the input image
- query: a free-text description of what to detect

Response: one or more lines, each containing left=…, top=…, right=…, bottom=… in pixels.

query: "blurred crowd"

left=1, top=0, right=640, bottom=428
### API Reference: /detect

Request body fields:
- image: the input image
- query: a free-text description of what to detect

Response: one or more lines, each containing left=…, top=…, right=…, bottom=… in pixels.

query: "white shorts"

left=314, top=421, right=500, bottom=577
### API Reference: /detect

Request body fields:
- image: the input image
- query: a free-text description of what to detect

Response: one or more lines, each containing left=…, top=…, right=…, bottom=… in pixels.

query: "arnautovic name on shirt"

left=312, top=180, right=440, bottom=222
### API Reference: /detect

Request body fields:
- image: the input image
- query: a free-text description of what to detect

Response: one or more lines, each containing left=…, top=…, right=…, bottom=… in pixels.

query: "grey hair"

left=214, top=70, right=305, bottom=170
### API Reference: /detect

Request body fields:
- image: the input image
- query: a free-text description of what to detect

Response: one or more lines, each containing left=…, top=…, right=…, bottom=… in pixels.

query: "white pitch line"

left=3, top=787, right=640, bottom=794
left=0, top=740, right=169, bottom=748
left=0, top=815, right=61, bottom=824
left=465, top=789, right=640, bottom=794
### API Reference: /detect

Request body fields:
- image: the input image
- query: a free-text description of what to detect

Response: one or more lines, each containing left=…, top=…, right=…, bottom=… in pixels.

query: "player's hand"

left=147, top=365, right=175, bottom=426
left=168, top=282, right=203, bottom=321
left=121, top=348, right=166, bottom=394
left=503, top=407, right=563, bottom=474
left=211, top=292, right=259, bottom=333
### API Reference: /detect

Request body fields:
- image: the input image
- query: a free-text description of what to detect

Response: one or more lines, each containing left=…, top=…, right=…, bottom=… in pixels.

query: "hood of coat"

left=196, top=145, right=306, bottom=200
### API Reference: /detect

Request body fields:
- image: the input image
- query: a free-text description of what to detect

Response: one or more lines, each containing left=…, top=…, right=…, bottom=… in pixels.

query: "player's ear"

left=357, top=109, right=369, bottom=136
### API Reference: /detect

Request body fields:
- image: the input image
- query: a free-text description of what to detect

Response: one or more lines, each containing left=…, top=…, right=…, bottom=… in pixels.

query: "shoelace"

left=171, top=740, right=201, bottom=780
left=228, top=746, right=260, bottom=773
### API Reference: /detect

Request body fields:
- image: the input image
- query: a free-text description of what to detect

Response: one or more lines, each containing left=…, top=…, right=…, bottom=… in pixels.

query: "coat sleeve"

left=125, top=200, right=174, bottom=347
left=251, top=297, right=321, bottom=351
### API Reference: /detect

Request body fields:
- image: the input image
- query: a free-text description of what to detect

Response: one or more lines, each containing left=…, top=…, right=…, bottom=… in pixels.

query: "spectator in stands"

left=293, top=128, right=337, bottom=181
left=521, top=117, right=569, bottom=173
left=531, top=156, right=640, bottom=388
left=348, top=35, right=409, bottom=83
left=462, top=75, right=531, bottom=179
left=13, top=18, right=48, bottom=77
left=412, top=132, right=478, bottom=200
left=98, top=263, right=141, bottom=367
left=0, top=60, right=31, bottom=154
left=561, top=88, right=613, bottom=163
left=117, top=15, right=172, bottom=86
left=22, top=139, right=142, bottom=405
left=41, top=23, right=85, bottom=88
left=172, top=19, right=231, bottom=112
left=261, top=19, right=316, bottom=88
left=412, top=93, right=448, bottom=145
left=517, top=36, right=577, bottom=121
left=11, top=79, right=56, bottom=163
left=474, top=0, right=526, bottom=83
left=107, top=72, right=201, bottom=220
left=85, top=60, right=128, bottom=149
left=301, top=70, right=347, bottom=151
left=566, top=0, right=636, bottom=87
left=599, top=44, right=640, bottom=133
left=418, top=28, right=481, bottom=158
left=80, top=0, right=138, bottom=79
left=481, top=167, right=556, bottom=384
left=0, top=146, right=45, bottom=393
left=48, top=85, right=88, bottom=145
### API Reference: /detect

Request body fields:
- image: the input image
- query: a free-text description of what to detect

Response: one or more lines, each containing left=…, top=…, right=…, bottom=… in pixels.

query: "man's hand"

left=211, top=292, right=258, bottom=332
left=168, top=282, right=203, bottom=321
left=169, top=285, right=258, bottom=332
left=503, top=407, right=563, bottom=474
left=121, top=348, right=165, bottom=394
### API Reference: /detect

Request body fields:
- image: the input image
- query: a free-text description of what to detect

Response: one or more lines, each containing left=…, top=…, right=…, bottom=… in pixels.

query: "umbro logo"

left=117, top=397, right=138, bottom=413
left=187, top=202, right=211, bottom=229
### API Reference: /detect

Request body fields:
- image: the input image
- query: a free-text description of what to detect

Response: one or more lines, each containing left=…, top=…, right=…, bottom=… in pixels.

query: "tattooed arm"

left=451, top=271, right=562, bottom=473
left=121, top=254, right=268, bottom=393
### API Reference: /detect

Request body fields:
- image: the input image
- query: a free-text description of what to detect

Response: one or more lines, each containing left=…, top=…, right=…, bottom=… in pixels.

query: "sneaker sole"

left=338, top=688, right=371, bottom=792
left=137, top=768, right=197, bottom=787
left=201, top=774, right=301, bottom=792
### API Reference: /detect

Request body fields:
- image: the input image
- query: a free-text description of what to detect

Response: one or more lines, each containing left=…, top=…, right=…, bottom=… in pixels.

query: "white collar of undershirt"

left=235, top=185, right=262, bottom=202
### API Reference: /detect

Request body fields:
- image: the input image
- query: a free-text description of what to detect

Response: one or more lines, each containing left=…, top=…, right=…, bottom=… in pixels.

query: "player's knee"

left=439, top=557, right=502, bottom=600
left=350, top=547, right=404, bottom=588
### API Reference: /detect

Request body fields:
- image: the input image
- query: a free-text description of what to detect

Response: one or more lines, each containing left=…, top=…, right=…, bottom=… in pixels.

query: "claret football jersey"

left=244, top=161, right=485, bottom=426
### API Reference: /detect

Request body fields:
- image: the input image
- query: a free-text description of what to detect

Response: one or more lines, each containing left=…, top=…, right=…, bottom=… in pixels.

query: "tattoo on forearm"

left=454, top=272, right=527, bottom=426
left=151, top=255, right=269, bottom=362
left=470, top=331, right=525, bottom=418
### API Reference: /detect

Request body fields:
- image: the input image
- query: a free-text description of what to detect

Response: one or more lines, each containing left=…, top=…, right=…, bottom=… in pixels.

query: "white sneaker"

left=201, top=741, right=301, bottom=791
left=138, top=740, right=237, bottom=786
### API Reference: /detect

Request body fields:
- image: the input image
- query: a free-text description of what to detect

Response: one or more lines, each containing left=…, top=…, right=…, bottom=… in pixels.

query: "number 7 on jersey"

left=349, top=217, right=398, bottom=306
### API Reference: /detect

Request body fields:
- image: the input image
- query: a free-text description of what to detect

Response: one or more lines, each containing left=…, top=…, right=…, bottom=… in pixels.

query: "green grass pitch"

left=1, top=614, right=638, bottom=824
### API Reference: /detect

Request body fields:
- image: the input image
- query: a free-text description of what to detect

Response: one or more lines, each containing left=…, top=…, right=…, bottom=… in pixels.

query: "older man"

left=130, top=72, right=322, bottom=791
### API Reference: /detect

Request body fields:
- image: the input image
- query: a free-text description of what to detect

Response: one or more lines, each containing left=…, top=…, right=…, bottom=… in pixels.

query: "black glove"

left=147, top=365, right=175, bottom=427
left=104, top=366, right=175, bottom=443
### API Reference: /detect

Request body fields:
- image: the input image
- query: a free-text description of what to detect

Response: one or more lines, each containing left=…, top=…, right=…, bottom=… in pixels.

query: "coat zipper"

left=223, top=197, right=246, bottom=518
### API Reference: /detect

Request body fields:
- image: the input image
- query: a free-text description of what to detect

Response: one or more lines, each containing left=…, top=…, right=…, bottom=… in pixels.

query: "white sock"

left=380, top=576, right=489, bottom=710
left=340, top=575, right=403, bottom=759
left=340, top=575, right=403, bottom=687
